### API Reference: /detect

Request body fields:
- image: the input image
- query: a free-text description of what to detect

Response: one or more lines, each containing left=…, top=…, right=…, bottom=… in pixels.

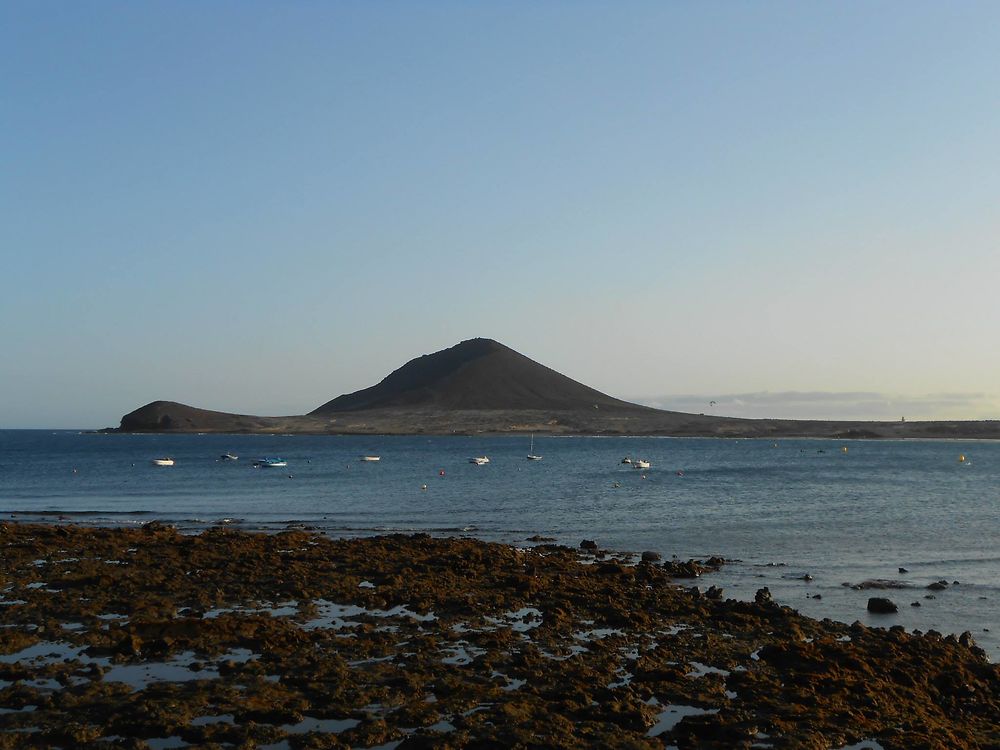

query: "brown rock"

left=867, top=597, right=898, bottom=614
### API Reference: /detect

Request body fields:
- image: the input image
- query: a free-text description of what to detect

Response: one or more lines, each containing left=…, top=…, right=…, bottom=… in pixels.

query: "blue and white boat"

left=252, top=457, right=287, bottom=468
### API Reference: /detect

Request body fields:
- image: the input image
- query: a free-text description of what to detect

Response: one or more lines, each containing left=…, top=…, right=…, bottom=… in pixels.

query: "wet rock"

left=928, top=580, right=949, bottom=591
left=755, top=587, right=773, bottom=605
left=852, top=579, right=912, bottom=590
left=1, top=522, right=998, bottom=750
left=664, top=560, right=701, bottom=578
left=640, top=550, right=661, bottom=562
left=911, top=601, right=921, bottom=607
left=899, top=567, right=909, bottom=573
left=579, top=539, right=598, bottom=550
left=596, top=561, right=629, bottom=576
left=526, top=535, right=555, bottom=542
left=661, top=557, right=722, bottom=578
left=867, top=597, right=898, bottom=614
left=115, top=633, right=144, bottom=656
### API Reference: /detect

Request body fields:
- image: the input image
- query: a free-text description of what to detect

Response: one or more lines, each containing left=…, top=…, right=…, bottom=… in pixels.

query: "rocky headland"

left=2, top=523, right=998, bottom=748
left=113, top=339, right=1000, bottom=439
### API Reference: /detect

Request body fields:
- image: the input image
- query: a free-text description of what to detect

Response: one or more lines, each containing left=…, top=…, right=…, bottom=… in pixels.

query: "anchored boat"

left=252, top=457, right=287, bottom=468
left=527, top=434, right=542, bottom=461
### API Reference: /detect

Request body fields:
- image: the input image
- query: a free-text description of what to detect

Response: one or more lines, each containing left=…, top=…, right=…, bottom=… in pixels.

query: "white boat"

left=252, top=457, right=287, bottom=468
left=527, top=434, right=542, bottom=461
left=151, top=458, right=174, bottom=467
left=220, top=453, right=238, bottom=461
left=469, top=456, right=490, bottom=465
left=360, top=456, right=380, bottom=462
left=633, top=459, right=650, bottom=470
left=621, top=457, right=632, bottom=465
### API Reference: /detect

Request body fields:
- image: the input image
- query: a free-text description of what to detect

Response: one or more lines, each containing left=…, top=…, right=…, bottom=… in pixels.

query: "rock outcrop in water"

left=1, top=523, right=998, bottom=748
left=115, top=338, right=1000, bottom=438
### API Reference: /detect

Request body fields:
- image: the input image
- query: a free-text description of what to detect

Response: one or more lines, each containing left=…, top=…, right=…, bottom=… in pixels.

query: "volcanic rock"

left=867, top=597, right=898, bottom=614
left=114, top=338, right=1000, bottom=439
left=1, top=524, right=999, bottom=748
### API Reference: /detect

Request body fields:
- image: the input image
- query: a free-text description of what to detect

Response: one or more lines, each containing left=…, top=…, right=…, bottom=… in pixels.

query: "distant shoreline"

left=110, top=340, right=1000, bottom=441
left=103, top=406, right=1000, bottom=442
left=98, top=427, right=1000, bottom=440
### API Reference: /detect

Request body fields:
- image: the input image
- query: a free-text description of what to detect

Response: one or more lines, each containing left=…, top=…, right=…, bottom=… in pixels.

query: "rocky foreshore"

left=1, top=524, right=998, bottom=749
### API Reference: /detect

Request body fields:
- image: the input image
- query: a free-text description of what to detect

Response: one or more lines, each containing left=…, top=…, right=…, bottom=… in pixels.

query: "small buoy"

left=842, top=446, right=848, bottom=453
left=288, top=474, right=293, bottom=479
left=72, top=468, right=78, bottom=473
left=959, top=454, right=966, bottom=463
left=676, top=470, right=684, bottom=477
left=421, top=484, right=428, bottom=491
left=439, top=469, right=445, bottom=476
left=641, top=474, right=647, bottom=480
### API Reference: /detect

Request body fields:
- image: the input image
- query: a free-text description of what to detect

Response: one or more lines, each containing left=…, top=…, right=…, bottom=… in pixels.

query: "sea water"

left=1, top=430, right=997, bottom=658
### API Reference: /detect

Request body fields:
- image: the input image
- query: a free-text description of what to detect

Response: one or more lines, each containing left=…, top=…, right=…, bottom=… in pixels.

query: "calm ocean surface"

left=2, top=430, right=998, bottom=658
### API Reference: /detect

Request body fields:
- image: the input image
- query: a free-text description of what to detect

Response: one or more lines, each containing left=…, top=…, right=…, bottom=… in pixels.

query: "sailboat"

left=527, top=434, right=542, bottom=461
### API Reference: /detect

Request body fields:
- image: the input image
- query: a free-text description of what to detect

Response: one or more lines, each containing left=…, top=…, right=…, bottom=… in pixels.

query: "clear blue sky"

left=3, top=2, right=999, bottom=427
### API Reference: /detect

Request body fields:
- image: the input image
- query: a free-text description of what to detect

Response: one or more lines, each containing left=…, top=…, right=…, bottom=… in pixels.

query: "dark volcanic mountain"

left=311, top=338, right=651, bottom=414
left=115, top=338, right=1000, bottom=438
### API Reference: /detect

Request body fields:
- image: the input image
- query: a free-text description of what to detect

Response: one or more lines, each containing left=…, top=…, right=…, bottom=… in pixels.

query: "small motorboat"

left=621, top=457, right=632, bottom=465
left=252, top=457, right=288, bottom=468
left=469, top=456, right=490, bottom=465
left=151, top=458, right=175, bottom=467
left=220, top=453, right=239, bottom=461
left=360, top=456, right=381, bottom=462
left=633, top=459, right=651, bottom=470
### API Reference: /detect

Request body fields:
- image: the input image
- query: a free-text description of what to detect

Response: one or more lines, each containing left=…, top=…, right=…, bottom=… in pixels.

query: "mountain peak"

left=310, top=338, right=640, bottom=414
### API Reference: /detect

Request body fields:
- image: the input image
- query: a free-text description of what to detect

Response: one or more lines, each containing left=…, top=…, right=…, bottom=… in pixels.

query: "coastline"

left=112, top=399, right=1000, bottom=441
left=2, top=524, right=998, bottom=748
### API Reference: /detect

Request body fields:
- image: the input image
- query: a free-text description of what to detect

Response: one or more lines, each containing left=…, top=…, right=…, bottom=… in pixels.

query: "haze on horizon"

left=2, top=3, right=999, bottom=429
